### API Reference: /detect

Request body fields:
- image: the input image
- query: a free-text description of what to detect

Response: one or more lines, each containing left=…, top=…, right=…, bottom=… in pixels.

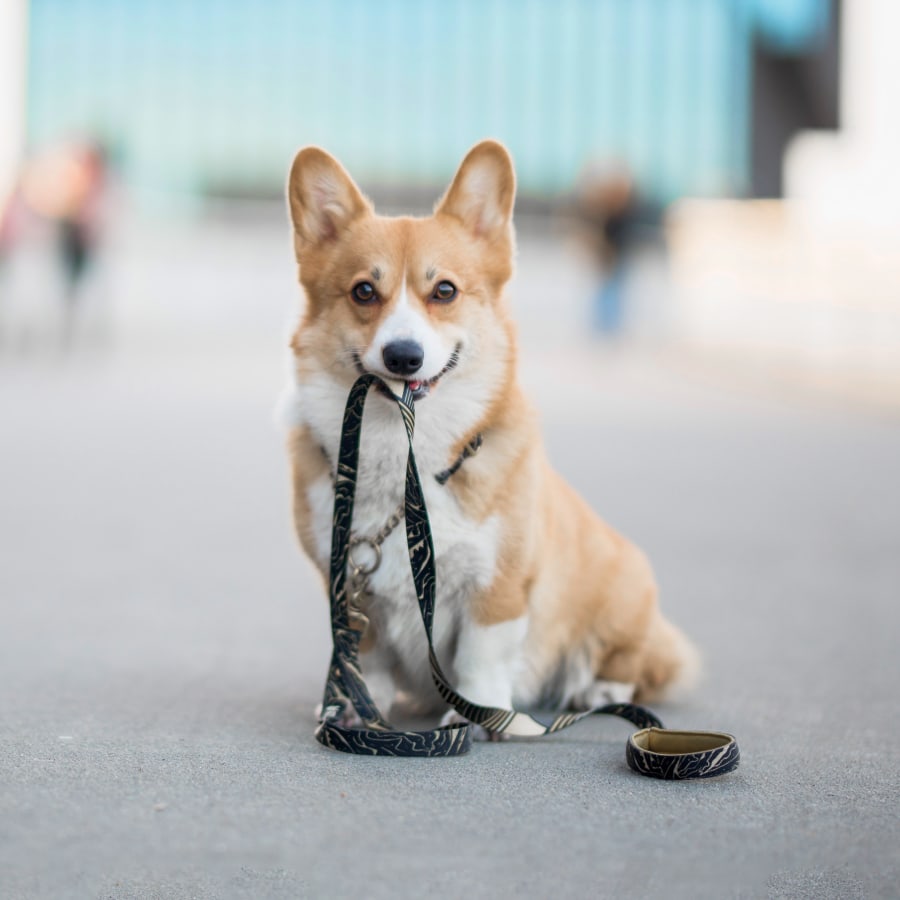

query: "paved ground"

left=1, top=221, right=898, bottom=898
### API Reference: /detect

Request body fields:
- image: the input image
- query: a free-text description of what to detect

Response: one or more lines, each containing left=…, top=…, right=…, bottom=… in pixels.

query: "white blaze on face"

left=361, top=277, right=450, bottom=381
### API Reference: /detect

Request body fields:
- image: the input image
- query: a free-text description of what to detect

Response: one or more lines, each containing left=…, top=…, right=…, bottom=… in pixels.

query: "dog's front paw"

left=440, top=709, right=508, bottom=742
left=316, top=702, right=363, bottom=729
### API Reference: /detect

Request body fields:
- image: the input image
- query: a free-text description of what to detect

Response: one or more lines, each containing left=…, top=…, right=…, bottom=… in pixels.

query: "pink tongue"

left=409, top=380, right=422, bottom=390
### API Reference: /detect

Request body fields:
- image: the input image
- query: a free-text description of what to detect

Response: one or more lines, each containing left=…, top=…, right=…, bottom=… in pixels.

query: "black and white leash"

left=314, top=373, right=739, bottom=777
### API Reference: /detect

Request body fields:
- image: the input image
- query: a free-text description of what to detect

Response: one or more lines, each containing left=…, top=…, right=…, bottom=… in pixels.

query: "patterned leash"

left=315, top=373, right=664, bottom=757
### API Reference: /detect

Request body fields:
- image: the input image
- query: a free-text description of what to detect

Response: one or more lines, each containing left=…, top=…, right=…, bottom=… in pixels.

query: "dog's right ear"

left=287, top=147, right=371, bottom=250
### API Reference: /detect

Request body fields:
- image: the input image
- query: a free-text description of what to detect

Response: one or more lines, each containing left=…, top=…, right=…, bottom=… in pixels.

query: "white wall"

left=785, top=0, right=900, bottom=230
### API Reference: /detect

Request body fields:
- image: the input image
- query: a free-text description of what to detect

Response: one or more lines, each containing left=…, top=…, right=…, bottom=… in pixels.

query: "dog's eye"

left=431, top=280, right=458, bottom=303
left=351, top=281, right=378, bottom=305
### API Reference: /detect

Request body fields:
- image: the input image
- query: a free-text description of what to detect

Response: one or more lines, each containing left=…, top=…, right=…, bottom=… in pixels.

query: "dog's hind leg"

left=600, top=615, right=700, bottom=704
left=569, top=678, right=636, bottom=709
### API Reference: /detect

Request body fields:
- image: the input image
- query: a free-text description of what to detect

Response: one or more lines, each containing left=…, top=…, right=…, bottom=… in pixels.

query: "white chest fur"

left=281, top=370, right=501, bottom=692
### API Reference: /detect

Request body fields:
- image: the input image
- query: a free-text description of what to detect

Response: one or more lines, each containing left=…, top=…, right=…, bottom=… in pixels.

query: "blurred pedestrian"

left=573, top=164, right=640, bottom=336
left=4, top=139, right=110, bottom=350
left=29, top=142, right=108, bottom=342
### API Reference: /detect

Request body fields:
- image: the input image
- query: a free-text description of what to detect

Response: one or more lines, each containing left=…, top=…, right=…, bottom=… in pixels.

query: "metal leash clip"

left=346, top=537, right=382, bottom=635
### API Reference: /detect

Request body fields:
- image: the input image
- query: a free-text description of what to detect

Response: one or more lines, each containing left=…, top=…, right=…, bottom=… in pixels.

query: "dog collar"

left=319, top=432, right=483, bottom=487
left=435, top=433, right=483, bottom=485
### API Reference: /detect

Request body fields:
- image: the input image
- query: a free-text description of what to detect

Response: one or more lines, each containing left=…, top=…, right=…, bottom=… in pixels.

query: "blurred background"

left=3, top=3, right=900, bottom=894
left=1, top=0, right=897, bottom=395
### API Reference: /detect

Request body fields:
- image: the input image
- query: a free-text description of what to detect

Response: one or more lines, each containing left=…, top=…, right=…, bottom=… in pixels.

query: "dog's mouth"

left=353, top=344, right=462, bottom=401
left=404, top=345, right=462, bottom=400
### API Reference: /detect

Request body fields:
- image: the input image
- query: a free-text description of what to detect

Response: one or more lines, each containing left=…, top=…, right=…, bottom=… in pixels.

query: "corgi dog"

left=281, top=140, right=697, bottom=730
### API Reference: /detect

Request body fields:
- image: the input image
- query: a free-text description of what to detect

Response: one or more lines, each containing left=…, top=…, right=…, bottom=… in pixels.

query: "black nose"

left=382, top=340, right=424, bottom=375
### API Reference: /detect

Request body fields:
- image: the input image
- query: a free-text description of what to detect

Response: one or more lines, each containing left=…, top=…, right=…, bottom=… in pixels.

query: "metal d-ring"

left=348, top=536, right=382, bottom=576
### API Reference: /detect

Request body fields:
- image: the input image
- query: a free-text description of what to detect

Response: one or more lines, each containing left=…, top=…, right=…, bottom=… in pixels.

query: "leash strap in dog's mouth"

left=315, top=374, right=739, bottom=776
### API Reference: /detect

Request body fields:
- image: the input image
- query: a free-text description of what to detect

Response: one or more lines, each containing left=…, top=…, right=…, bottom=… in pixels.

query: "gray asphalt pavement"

left=1, top=222, right=898, bottom=899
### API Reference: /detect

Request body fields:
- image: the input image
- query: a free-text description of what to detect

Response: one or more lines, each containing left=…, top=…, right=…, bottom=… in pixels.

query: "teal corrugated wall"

left=26, top=0, right=828, bottom=201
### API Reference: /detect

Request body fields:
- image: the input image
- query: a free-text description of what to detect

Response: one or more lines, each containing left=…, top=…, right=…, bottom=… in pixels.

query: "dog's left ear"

left=435, top=140, right=515, bottom=240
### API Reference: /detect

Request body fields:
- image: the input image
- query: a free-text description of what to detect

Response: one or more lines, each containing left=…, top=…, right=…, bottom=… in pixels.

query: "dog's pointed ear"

left=435, top=140, right=515, bottom=240
left=288, top=147, right=371, bottom=249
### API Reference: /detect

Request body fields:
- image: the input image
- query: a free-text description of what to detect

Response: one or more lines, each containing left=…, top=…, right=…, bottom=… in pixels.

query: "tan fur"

left=287, top=424, right=329, bottom=569
left=285, top=140, right=696, bottom=708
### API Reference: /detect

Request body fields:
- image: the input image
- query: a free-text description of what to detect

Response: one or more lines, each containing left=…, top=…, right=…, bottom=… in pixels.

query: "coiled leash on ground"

left=315, top=374, right=739, bottom=778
